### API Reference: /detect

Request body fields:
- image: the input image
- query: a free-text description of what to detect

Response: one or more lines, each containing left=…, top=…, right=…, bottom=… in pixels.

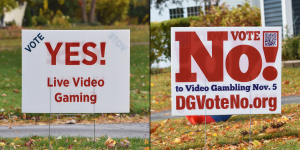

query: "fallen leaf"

left=65, top=119, right=76, bottom=124
left=108, top=140, right=116, bottom=148
left=266, top=128, right=278, bottom=134
left=174, top=138, right=181, bottom=143
left=144, top=138, right=149, bottom=144
left=1, top=94, right=6, bottom=97
left=68, top=144, right=73, bottom=149
left=253, top=140, right=261, bottom=147
left=144, top=147, right=150, bottom=150
left=14, top=145, right=20, bottom=148
left=150, top=124, right=160, bottom=134
left=282, top=80, right=290, bottom=84
left=104, top=137, right=113, bottom=145
left=25, top=140, right=34, bottom=146
left=108, top=116, right=114, bottom=119
left=8, top=127, right=12, bottom=129
left=13, top=137, right=20, bottom=141
left=13, top=89, right=19, bottom=93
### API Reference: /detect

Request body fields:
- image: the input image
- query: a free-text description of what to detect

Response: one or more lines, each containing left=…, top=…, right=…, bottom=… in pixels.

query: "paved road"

left=151, top=95, right=300, bottom=121
left=0, top=123, right=149, bottom=138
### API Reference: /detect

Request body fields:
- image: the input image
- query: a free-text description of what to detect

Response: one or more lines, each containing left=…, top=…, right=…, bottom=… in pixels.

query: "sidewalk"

left=0, top=123, right=149, bottom=138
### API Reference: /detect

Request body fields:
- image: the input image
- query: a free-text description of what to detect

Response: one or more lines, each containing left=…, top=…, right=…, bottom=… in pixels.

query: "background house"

left=150, top=0, right=261, bottom=22
left=151, top=0, right=299, bottom=37
left=261, top=0, right=299, bottom=37
left=2, top=2, right=27, bottom=27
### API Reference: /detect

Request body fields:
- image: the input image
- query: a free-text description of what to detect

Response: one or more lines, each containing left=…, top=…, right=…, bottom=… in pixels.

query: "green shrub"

left=150, top=0, right=260, bottom=65
left=5, top=20, right=16, bottom=26
left=23, top=6, right=32, bottom=27
left=95, top=0, right=130, bottom=25
left=32, top=16, right=48, bottom=26
left=190, top=1, right=260, bottom=27
left=51, top=10, right=70, bottom=27
left=150, top=16, right=199, bottom=65
left=282, top=33, right=300, bottom=61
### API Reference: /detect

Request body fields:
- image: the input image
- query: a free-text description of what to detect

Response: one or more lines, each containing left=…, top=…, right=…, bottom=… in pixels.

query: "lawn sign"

left=22, top=30, right=130, bottom=113
left=171, top=27, right=282, bottom=116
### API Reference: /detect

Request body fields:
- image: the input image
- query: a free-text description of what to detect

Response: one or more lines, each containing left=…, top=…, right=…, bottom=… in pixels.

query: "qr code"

left=264, top=32, right=277, bottom=47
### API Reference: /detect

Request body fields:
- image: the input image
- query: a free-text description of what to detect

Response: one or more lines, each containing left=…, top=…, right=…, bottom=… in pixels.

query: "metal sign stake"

left=94, top=81, right=96, bottom=149
left=249, top=76, right=252, bottom=150
left=205, top=79, right=207, bottom=149
left=49, top=78, right=51, bottom=150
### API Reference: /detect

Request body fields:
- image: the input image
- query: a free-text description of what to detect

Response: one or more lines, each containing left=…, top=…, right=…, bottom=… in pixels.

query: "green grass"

left=150, top=68, right=300, bottom=149
left=0, top=25, right=149, bottom=48
left=0, top=135, right=149, bottom=149
left=281, top=68, right=300, bottom=96
left=0, top=39, right=21, bottom=47
left=150, top=104, right=300, bottom=149
left=150, top=72, right=171, bottom=112
left=130, top=45, right=150, bottom=115
left=0, top=50, right=22, bottom=110
left=0, top=44, right=149, bottom=120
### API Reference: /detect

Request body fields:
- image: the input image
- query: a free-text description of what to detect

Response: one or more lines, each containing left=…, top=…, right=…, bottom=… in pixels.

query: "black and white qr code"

left=264, top=32, right=277, bottom=47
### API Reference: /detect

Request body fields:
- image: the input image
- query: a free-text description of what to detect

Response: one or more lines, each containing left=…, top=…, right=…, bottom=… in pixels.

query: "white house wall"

left=151, top=0, right=205, bottom=22
left=219, top=0, right=245, bottom=8
left=4, top=2, right=27, bottom=26
left=260, top=0, right=294, bottom=38
left=282, top=0, right=293, bottom=37
left=151, top=0, right=259, bottom=22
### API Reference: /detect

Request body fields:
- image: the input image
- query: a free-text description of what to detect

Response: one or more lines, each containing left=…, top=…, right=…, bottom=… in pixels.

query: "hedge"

left=150, top=16, right=199, bottom=65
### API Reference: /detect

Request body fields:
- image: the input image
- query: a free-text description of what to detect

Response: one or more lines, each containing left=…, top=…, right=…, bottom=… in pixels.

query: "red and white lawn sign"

left=171, top=27, right=282, bottom=116
left=22, top=30, right=130, bottom=113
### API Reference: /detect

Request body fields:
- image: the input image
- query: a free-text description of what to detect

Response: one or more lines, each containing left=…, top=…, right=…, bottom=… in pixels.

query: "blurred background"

left=0, top=0, right=150, bottom=149
left=0, top=0, right=150, bottom=27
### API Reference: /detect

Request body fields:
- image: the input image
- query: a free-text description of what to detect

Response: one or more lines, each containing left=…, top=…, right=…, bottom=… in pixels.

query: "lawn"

left=0, top=135, right=149, bottom=149
left=150, top=72, right=171, bottom=113
left=150, top=103, right=300, bottom=149
left=151, top=67, right=300, bottom=112
left=150, top=68, right=300, bottom=149
left=0, top=25, right=149, bottom=48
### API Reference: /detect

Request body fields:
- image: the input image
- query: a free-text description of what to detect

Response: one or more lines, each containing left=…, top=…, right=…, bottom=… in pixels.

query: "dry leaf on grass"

left=282, top=80, right=290, bottom=84
left=266, top=128, right=278, bottom=133
left=150, top=124, right=160, bottom=134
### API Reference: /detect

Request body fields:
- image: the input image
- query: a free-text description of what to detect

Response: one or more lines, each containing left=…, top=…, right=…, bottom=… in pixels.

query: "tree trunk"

left=89, top=0, right=97, bottom=23
left=81, top=0, right=87, bottom=23
left=146, top=0, right=150, bottom=9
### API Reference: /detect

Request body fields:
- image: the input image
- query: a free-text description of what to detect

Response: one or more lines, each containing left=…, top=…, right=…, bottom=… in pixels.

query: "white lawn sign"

left=171, top=27, right=282, bottom=116
left=22, top=30, right=130, bottom=113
